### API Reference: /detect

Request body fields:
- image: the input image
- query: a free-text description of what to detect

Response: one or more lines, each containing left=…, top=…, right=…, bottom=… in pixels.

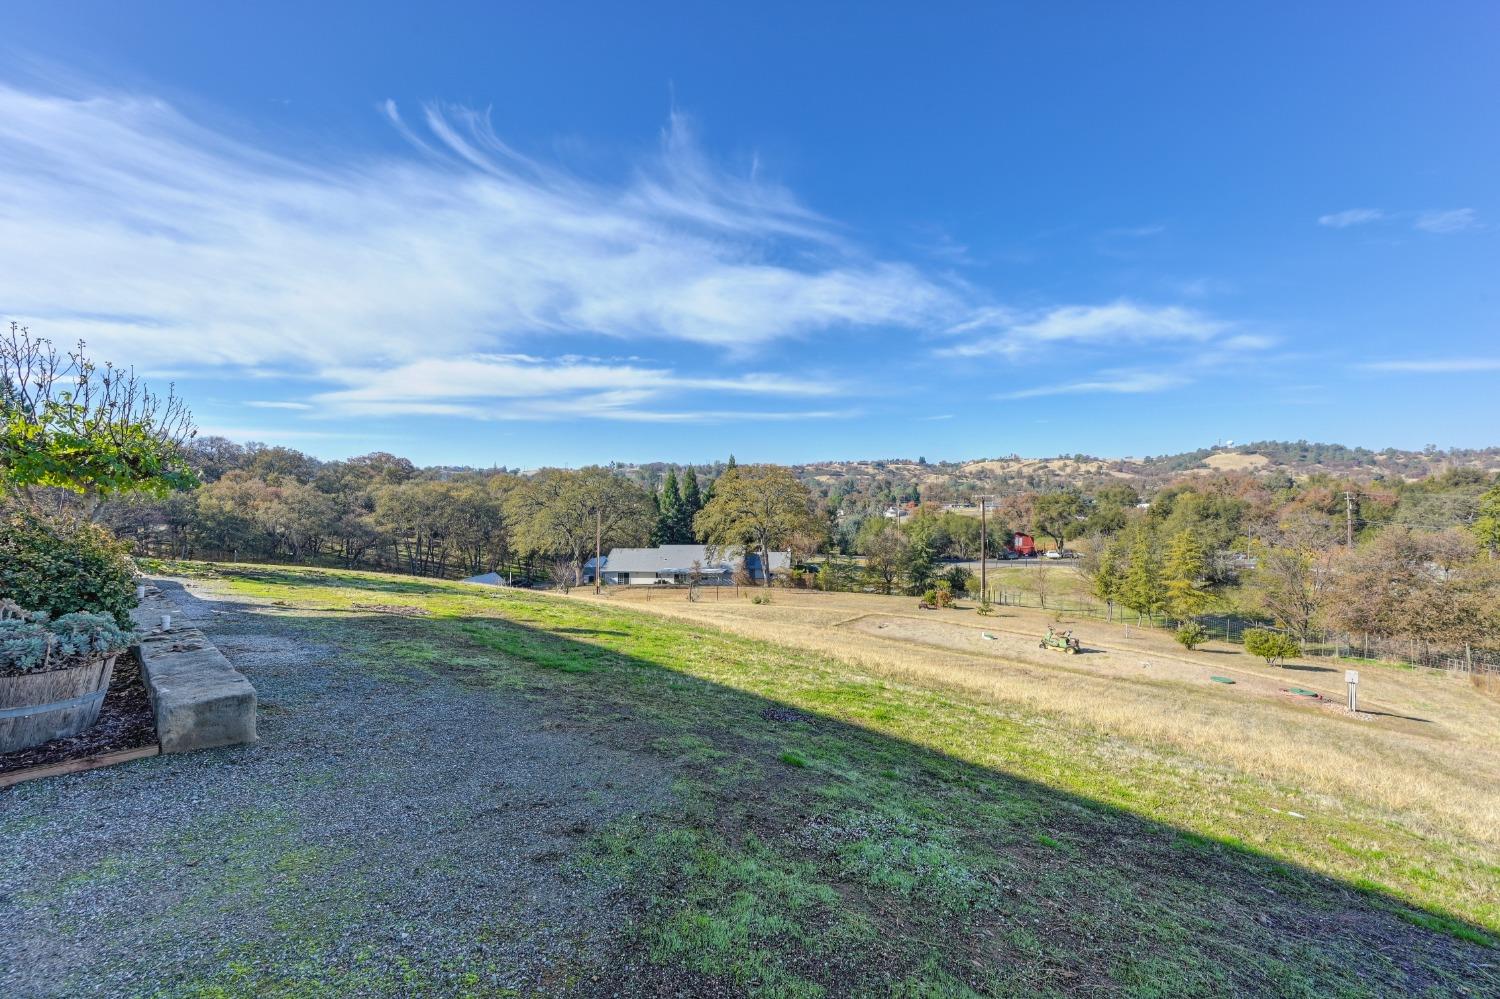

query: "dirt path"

left=1, top=578, right=671, bottom=998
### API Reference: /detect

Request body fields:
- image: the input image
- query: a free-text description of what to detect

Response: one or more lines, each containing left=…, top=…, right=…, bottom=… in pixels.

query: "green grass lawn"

left=153, top=562, right=1498, bottom=996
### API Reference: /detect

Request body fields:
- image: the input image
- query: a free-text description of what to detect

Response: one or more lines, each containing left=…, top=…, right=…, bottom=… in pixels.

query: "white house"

left=587, top=544, right=790, bottom=586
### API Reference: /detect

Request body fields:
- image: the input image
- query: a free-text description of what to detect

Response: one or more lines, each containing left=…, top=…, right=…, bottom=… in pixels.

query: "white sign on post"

left=1345, top=669, right=1360, bottom=685
left=1345, top=669, right=1360, bottom=712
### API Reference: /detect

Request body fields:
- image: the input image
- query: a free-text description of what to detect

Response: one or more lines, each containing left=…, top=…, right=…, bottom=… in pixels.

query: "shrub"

left=977, top=597, right=994, bottom=617
left=0, top=604, right=135, bottom=675
left=0, top=509, right=138, bottom=627
left=942, top=566, right=973, bottom=595
left=750, top=592, right=772, bottom=605
left=1244, top=627, right=1301, bottom=666
left=1175, top=621, right=1210, bottom=650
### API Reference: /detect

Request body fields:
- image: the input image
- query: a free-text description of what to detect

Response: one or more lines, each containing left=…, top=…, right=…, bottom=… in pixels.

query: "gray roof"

left=462, top=572, right=507, bottom=585
left=602, top=544, right=790, bottom=574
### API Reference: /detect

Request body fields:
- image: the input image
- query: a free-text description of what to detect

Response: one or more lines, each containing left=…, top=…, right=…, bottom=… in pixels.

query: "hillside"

left=774, top=442, right=1500, bottom=505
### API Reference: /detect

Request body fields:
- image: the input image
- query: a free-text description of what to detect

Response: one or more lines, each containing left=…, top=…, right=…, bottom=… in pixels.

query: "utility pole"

left=1344, top=490, right=1356, bottom=547
left=979, top=496, right=988, bottom=603
left=594, top=506, right=602, bottom=595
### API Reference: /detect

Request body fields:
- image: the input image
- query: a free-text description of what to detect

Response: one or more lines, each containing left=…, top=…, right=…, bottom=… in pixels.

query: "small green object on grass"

left=1210, top=676, right=1235, bottom=684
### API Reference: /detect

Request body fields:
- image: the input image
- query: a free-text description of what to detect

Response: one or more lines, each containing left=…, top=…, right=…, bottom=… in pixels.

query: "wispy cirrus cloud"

left=0, top=80, right=1264, bottom=426
left=1413, top=208, right=1480, bottom=234
left=1318, top=208, right=1385, bottom=228
left=312, top=354, right=847, bottom=423
left=1000, top=369, right=1190, bottom=399
left=0, top=82, right=956, bottom=401
left=1317, top=206, right=1480, bottom=234
left=246, top=400, right=314, bottom=411
left=1359, top=357, right=1500, bottom=373
left=939, top=301, right=1228, bottom=359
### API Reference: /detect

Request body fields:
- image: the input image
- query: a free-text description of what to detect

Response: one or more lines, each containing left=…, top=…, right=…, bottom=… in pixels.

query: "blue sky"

left=2, top=2, right=1497, bottom=467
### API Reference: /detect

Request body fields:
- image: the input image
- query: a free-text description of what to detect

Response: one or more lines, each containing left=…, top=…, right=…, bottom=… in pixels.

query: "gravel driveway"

left=2, top=579, right=673, bottom=997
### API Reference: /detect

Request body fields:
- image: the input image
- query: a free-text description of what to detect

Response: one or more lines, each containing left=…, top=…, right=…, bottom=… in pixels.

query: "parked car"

left=1043, top=550, right=1063, bottom=560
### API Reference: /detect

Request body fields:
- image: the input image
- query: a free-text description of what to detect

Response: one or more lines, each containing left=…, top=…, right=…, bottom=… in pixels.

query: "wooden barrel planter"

left=0, top=655, right=118, bottom=754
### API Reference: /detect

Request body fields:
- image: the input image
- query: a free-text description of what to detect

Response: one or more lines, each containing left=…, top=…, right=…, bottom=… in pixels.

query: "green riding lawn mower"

left=1039, top=628, right=1082, bottom=654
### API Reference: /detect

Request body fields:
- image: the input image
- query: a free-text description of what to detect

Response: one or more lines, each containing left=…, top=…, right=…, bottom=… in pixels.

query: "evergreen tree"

left=904, top=537, right=937, bottom=594
left=726, top=454, right=737, bottom=470
left=680, top=468, right=703, bottom=526
left=1121, top=525, right=1165, bottom=622
left=647, top=485, right=671, bottom=546
left=1163, top=529, right=1213, bottom=622
left=1089, top=538, right=1126, bottom=621
left=655, top=469, right=688, bottom=544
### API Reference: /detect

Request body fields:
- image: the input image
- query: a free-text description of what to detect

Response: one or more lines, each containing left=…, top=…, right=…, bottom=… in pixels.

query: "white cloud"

left=310, top=354, right=844, bottom=422
left=0, top=84, right=958, bottom=381
left=1360, top=357, right=1500, bottom=373
left=1000, top=370, right=1190, bottom=399
left=1413, top=208, right=1479, bottom=234
left=1317, top=207, right=1481, bottom=234
left=1318, top=208, right=1384, bottom=228
left=940, top=301, right=1226, bottom=358
left=0, top=81, right=1265, bottom=425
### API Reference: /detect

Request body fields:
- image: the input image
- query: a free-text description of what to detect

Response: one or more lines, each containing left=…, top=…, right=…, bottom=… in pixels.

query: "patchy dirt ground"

left=841, top=611, right=1424, bottom=728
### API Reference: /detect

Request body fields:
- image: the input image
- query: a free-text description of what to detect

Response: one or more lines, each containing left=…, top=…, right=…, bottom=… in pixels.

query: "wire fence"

left=586, top=573, right=1500, bottom=677
left=973, top=585, right=1500, bottom=675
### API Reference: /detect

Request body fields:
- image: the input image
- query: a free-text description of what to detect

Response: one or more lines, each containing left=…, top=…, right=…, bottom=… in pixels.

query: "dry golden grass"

left=1200, top=452, right=1272, bottom=471
left=577, top=586, right=1500, bottom=856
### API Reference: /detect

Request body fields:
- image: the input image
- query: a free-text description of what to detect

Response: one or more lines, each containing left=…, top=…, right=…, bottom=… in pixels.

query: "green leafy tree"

left=862, top=526, right=910, bottom=594
left=1032, top=490, right=1086, bottom=551
left=1251, top=545, right=1332, bottom=643
left=2, top=323, right=198, bottom=507
left=942, top=565, right=973, bottom=595
left=1474, top=484, right=1500, bottom=556
left=694, top=464, right=818, bottom=588
left=1175, top=621, right=1210, bottom=650
left=1163, top=529, right=1213, bottom=622
left=507, top=467, right=653, bottom=585
left=1244, top=627, right=1301, bottom=667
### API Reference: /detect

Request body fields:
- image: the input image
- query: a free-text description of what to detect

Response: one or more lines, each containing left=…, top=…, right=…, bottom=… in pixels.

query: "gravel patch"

left=2, top=578, right=674, bottom=997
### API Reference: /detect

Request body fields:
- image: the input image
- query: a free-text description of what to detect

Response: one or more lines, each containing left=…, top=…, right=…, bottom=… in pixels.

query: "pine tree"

left=1090, top=538, right=1126, bottom=621
left=657, top=469, right=685, bottom=544
left=1121, top=525, right=1165, bottom=622
left=678, top=468, right=703, bottom=540
left=1163, top=529, right=1213, bottom=622
left=681, top=468, right=702, bottom=515
left=647, top=485, right=671, bottom=546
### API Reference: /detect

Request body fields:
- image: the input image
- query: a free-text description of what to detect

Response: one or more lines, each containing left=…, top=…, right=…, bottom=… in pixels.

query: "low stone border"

left=132, top=584, right=258, bottom=753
